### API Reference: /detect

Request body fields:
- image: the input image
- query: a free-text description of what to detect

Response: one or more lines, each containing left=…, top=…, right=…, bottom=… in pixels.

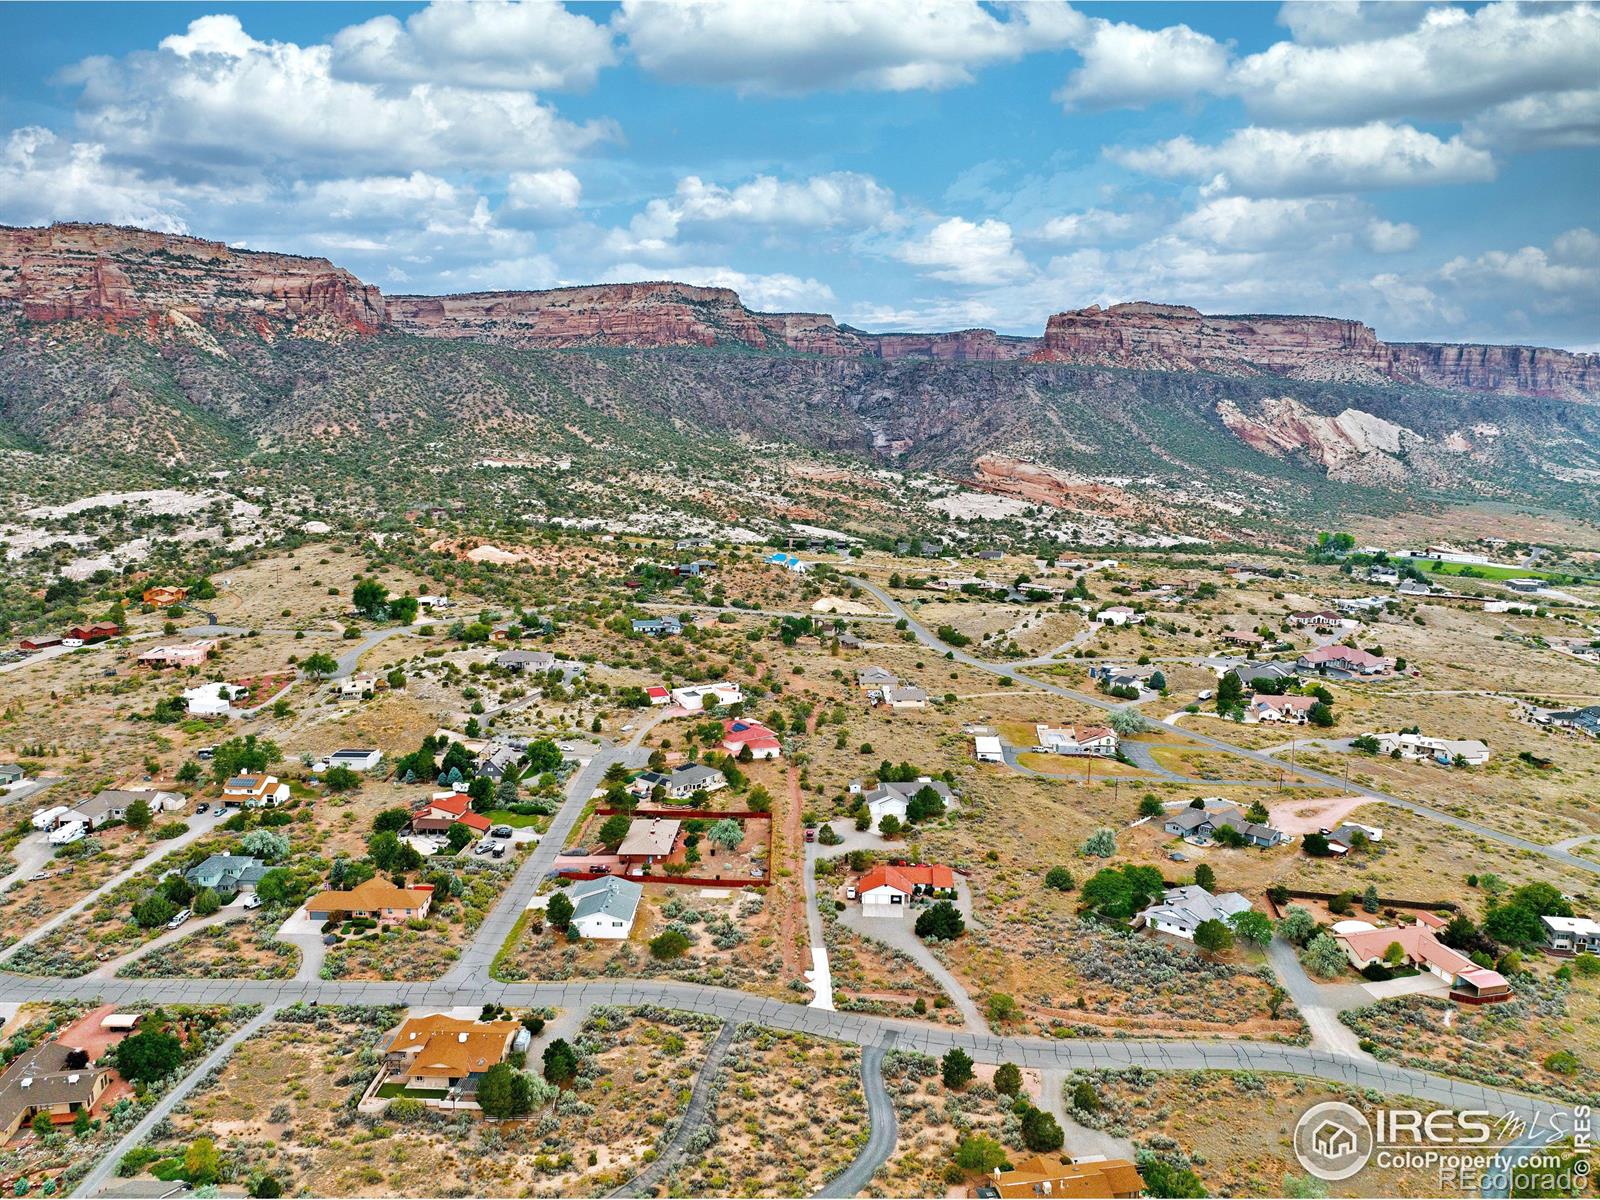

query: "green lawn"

left=376, top=1082, right=448, bottom=1099
left=1398, top=557, right=1573, bottom=583
left=477, top=808, right=546, bottom=829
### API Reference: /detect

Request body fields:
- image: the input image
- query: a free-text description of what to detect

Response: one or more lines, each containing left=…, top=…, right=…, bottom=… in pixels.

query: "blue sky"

left=2, top=1, right=1596, bottom=348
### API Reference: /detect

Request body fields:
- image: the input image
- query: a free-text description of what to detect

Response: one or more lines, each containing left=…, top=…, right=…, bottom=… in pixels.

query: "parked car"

left=491, top=844, right=506, bottom=859
left=804, top=828, right=816, bottom=843
left=845, top=885, right=858, bottom=900
left=1197, top=689, right=1215, bottom=701
left=167, top=908, right=193, bottom=930
left=491, top=825, right=513, bottom=840
left=196, top=746, right=217, bottom=760
left=195, top=802, right=210, bottom=815
left=242, top=893, right=261, bottom=910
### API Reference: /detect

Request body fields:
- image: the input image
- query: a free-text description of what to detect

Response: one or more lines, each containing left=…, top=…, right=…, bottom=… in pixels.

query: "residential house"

left=1367, top=566, right=1401, bottom=586
left=858, top=863, right=956, bottom=917
left=1333, top=596, right=1388, bottom=615
left=70, top=789, right=179, bottom=829
left=220, top=774, right=290, bottom=809
left=565, top=876, right=644, bottom=939
left=1546, top=706, right=1600, bottom=739
left=0, top=764, right=24, bottom=786
left=722, top=718, right=781, bottom=759
left=1225, top=660, right=1300, bottom=689
left=879, top=685, right=929, bottom=710
left=675, top=559, right=717, bottom=577
left=64, top=623, right=120, bottom=645
left=141, top=586, right=189, bottom=608
left=415, top=594, right=451, bottom=610
left=495, top=649, right=556, bottom=673
left=631, top=764, right=727, bottom=802
left=837, top=632, right=862, bottom=650
left=1288, top=610, right=1342, bottom=629
left=383, top=1015, right=519, bottom=1092
left=863, top=778, right=954, bottom=827
left=1163, top=805, right=1287, bottom=848
left=670, top=681, right=743, bottom=711
left=1036, top=724, right=1119, bottom=757
left=1541, top=915, right=1600, bottom=956
left=335, top=674, right=378, bottom=698
left=973, top=735, right=1003, bottom=763
left=473, top=742, right=523, bottom=782
left=765, top=552, right=811, bottom=573
left=1137, top=885, right=1252, bottom=940
left=1333, top=919, right=1512, bottom=1003
left=182, top=681, right=247, bottom=716
left=1088, top=665, right=1149, bottom=693
left=1298, top=644, right=1393, bottom=676
left=644, top=685, right=671, bottom=706
left=1325, top=823, right=1384, bottom=855
left=18, top=636, right=62, bottom=652
left=617, top=818, right=681, bottom=868
left=326, top=748, right=383, bottom=772
left=1507, top=578, right=1545, bottom=593
left=1374, top=732, right=1490, bottom=766
left=184, top=854, right=268, bottom=895
left=411, top=792, right=491, bottom=836
left=137, top=639, right=217, bottom=669
left=1397, top=578, right=1435, bottom=596
left=985, top=1153, right=1143, bottom=1200
left=631, top=618, right=682, bottom=637
left=1096, top=606, right=1143, bottom=626
left=1222, top=630, right=1265, bottom=648
left=306, top=877, right=432, bottom=925
left=1244, top=694, right=1318, bottom=725
left=0, top=1040, right=112, bottom=1139
left=855, top=666, right=898, bottom=690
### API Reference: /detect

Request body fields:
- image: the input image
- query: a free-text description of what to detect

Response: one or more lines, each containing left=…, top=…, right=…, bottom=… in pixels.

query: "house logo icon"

left=1294, top=1101, right=1373, bottom=1181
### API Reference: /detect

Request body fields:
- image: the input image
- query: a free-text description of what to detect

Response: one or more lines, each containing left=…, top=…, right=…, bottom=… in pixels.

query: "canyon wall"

left=1034, top=302, right=1598, bottom=400
left=0, top=223, right=384, bottom=334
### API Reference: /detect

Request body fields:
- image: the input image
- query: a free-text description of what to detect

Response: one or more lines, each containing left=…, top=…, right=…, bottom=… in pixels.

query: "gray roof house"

left=1162, top=805, right=1286, bottom=848
left=1227, top=661, right=1300, bottom=688
left=566, top=876, right=644, bottom=939
left=495, top=650, right=556, bottom=672
left=1137, top=885, right=1253, bottom=940
left=856, top=666, right=898, bottom=688
left=631, top=618, right=682, bottom=637
left=69, top=789, right=159, bottom=830
left=184, top=854, right=268, bottom=893
left=0, top=764, right=23, bottom=785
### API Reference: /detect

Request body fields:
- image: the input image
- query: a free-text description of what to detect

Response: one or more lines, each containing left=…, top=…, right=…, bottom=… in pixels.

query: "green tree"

left=1483, top=903, right=1545, bottom=947
left=1110, top=707, right=1149, bottom=737
left=1301, top=932, right=1349, bottom=978
left=1142, top=1158, right=1206, bottom=1198
left=1194, top=919, right=1233, bottom=954
left=125, top=797, right=152, bottom=832
left=192, top=888, right=221, bottom=916
left=352, top=578, right=388, bottom=617
left=323, top=765, right=361, bottom=793
left=477, top=1062, right=535, bottom=1118
left=1216, top=671, right=1245, bottom=713
left=300, top=652, right=338, bottom=680
left=1276, top=906, right=1318, bottom=946
left=706, top=819, right=743, bottom=852
left=953, top=1134, right=1008, bottom=1174
left=547, top=890, right=575, bottom=931
left=240, top=829, right=289, bottom=862
left=183, top=1138, right=219, bottom=1185
left=598, top=814, right=632, bottom=852
left=1044, top=866, right=1075, bottom=891
left=542, top=1039, right=579, bottom=1085
left=1308, top=701, right=1335, bottom=728
left=445, top=822, right=476, bottom=854
left=1138, top=794, right=1164, bottom=818
left=878, top=813, right=902, bottom=838
left=941, top=1047, right=974, bottom=1089
left=1193, top=863, right=1216, bottom=892
left=209, top=734, right=281, bottom=784
left=114, top=1030, right=186, bottom=1084
left=1020, top=1106, right=1064, bottom=1152
left=1229, top=910, right=1273, bottom=948
left=993, top=1062, right=1022, bottom=1097
left=131, top=894, right=177, bottom=929
left=372, top=808, right=410, bottom=834
left=1071, top=1080, right=1100, bottom=1112
left=525, top=739, right=563, bottom=774
left=915, top=900, right=965, bottom=941
left=650, top=929, right=691, bottom=960
left=1082, top=827, right=1116, bottom=857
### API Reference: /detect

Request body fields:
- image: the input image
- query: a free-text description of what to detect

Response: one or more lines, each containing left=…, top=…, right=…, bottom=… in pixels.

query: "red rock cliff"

left=0, top=223, right=385, bottom=335
left=1034, top=302, right=1597, bottom=400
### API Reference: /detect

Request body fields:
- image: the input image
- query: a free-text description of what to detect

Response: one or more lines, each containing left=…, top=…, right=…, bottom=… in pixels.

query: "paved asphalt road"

left=610, top=1020, right=736, bottom=1198
left=815, top=1040, right=897, bottom=1199
left=848, top=577, right=1600, bottom=876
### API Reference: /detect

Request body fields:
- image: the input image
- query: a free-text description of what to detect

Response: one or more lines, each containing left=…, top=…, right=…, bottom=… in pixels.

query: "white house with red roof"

left=1244, top=694, right=1318, bottom=724
left=722, top=718, right=781, bottom=759
left=644, top=686, right=670, bottom=706
left=1333, top=917, right=1512, bottom=1003
left=411, top=791, right=492, bottom=835
left=857, top=864, right=956, bottom=918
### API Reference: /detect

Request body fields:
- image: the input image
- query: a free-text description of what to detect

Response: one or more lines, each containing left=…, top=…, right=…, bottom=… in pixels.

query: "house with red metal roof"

left=1333, top=917, right=1512, bottom=1003
left=722, top=717, right=781, bottom=760
left=857, top=863, right=956, bottom=918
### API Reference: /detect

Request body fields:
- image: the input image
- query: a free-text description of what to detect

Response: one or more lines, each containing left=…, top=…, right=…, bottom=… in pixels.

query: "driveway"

left=835, top=885, right=985, bottom=1031
left=1362, top=973, right=1450, bottom=1000
left=275, top=907, right=331, bottom=980
left=88, top=903, right=252, bottom=979
left=0, top=830, right=57, bottom=894
left=1266, top=937, right=1371, bottom=1058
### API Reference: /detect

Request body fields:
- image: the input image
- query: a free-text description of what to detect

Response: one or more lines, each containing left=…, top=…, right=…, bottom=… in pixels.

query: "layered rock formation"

left=388, top=283, right=1036, bottom=360
left=0, top=223, right=384, bottom=336
left=1034, top=302, right=1598, bottom=401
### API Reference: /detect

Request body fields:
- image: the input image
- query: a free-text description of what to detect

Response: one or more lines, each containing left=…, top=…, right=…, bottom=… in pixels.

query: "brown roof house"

left=306, top=877, right=433, bottom=925
left=0, top=1040, right=112, bottom=1139
left=382, top=1014, right=520, bottom=1095
left=985, top=1153, right=1144, bottom=1199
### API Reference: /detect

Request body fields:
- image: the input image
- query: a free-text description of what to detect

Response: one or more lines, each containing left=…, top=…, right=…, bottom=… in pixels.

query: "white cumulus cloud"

left=898, top=217, right=1031, bottom=285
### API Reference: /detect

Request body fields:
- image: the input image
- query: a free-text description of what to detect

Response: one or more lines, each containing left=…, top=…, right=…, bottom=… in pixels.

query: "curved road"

left=815, top=1040, right=897, bottom=1198
left=848, top=577, right=1600, bottom=877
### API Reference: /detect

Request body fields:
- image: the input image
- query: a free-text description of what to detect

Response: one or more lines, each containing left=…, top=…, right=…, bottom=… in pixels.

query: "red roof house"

left=722, top=718, right=782, bottom=759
